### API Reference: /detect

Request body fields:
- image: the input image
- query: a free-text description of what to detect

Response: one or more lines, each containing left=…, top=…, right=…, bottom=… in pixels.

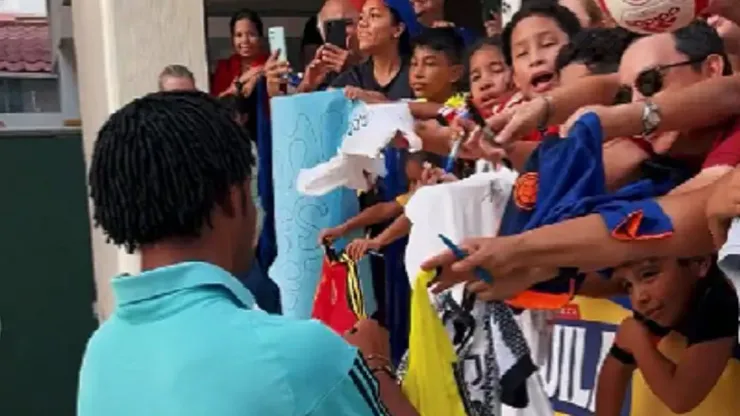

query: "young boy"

left=597, top=256, right=740, bottom=414
left=408, top=27, right=465, bottom=106
left=501, top=1, right=581, bottom=101
left=318, top=151, right=443, bottom=259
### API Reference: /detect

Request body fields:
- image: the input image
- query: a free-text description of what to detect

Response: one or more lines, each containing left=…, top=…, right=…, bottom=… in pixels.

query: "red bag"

left=311, top=246, right=366, bottom=334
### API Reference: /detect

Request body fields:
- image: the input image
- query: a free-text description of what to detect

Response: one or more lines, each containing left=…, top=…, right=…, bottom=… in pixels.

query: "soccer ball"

left=598, top=0, right=710, bottom=34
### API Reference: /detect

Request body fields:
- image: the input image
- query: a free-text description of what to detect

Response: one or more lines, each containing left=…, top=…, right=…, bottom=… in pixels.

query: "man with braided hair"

left=77, top=91, right=418, bottom=416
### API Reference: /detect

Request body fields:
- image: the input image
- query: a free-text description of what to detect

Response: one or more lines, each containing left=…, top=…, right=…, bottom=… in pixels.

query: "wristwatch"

left=641, top=99, right=662, bottom=137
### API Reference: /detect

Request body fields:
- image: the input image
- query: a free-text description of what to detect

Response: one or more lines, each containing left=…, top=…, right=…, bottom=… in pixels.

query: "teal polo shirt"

left=77, top=262, right=390, bottom=416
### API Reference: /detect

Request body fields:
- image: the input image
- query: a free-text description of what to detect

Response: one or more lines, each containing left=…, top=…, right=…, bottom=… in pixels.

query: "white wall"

left=0, top=0, right=47, bottom=15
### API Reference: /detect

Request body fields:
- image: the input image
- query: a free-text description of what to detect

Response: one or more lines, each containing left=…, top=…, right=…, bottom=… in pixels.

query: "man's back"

left=77, top=262, right=385, bottom=416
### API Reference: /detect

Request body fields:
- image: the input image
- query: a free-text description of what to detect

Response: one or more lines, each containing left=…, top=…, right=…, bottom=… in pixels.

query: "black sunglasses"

left=634, top=58, right=705, bottom=97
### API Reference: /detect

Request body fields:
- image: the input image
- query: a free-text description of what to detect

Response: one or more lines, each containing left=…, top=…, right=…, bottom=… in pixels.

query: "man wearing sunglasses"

left=607, top=20, right=737, bottom=196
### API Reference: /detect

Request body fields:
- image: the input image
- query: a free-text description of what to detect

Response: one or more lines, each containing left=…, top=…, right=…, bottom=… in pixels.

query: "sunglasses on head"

left=634, top=57, right=706, bottom=97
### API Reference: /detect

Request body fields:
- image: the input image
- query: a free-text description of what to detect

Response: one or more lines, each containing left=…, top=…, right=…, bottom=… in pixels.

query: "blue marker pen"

left=438, top=234, right=493, bottom=284
left=445, top=139, right=462, bottom=173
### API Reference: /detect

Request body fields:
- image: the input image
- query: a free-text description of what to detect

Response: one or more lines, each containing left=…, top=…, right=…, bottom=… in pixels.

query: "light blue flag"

left=269, top=90, right=376, bottom=319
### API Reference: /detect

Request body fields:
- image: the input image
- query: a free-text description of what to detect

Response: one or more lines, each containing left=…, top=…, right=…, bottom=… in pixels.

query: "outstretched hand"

left=421, top=236, right=518, bottom=294
left=484, top=97, right=548, bottom=145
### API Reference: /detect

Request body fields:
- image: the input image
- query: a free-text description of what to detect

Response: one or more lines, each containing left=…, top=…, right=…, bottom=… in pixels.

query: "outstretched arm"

left=373, top=215, right=412, bottom=248
left=506, top=183, right=716, bottom=272
left=421, top=177, right=722, bottom=281
left=319, top=201, right=405, bottom=244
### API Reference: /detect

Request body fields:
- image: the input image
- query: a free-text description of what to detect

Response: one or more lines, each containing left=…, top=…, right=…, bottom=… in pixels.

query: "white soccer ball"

left=598, top=0, right=710, bottom=34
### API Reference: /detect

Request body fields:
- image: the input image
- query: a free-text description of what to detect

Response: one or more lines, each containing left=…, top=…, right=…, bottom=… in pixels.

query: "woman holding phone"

left=212, top=9, right=277, bottom=282
left=211, top=9, right=268, bottom=99
left=265, top=0, right=362, bottom=97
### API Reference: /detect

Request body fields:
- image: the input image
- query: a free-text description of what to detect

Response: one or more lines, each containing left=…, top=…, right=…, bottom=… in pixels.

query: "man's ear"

left=704, top=53, right=727, bottom=78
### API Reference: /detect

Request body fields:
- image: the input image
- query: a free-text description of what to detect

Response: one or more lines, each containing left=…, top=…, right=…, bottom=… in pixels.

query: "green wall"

left=0, top=131, right=96, bottom=416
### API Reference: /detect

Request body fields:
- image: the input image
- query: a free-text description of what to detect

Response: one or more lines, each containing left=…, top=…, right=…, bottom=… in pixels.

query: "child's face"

left=469, top=45, right=512, bottom=113
left=405, top=159, right=424, bottom=181
left=510, top=15, right=570, bottom=99
left=410, top=46, right=461, bottom=103
left=614, top=257, right=710, bottom=327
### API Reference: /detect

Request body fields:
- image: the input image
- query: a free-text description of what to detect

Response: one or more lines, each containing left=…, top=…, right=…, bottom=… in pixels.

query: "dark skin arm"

left=507, top=183, right=717, bottom=272
left=344, top=319, right=419, bottom=416
left=373, top=215, right=411, bottom=247
left=345, top=215, right=411, bottom=261
left=595, top=355, right=633, bottom=416
left=421, top=176, right=723, bottom=291
left=318, top=201, right=404, bottom=243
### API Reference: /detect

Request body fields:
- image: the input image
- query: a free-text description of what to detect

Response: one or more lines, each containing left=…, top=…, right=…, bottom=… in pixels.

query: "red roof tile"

left=0, top=15, right=51, bottom=73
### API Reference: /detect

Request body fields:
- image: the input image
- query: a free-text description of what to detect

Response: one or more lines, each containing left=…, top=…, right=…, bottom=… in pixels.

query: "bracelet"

left=609, top=344, right=636, bottom=365
left=365, top=354, right=392, bottom=367
left=370, top=364, right=397, bottom=381
left=537, top=95, right=553, bottom=132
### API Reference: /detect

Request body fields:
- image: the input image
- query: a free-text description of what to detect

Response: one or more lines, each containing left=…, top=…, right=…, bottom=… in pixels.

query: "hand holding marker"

left=436, top=102, right=468, bottom=173
left=438, top=234, right=493, bottom=284
left=437, top=99, right=500, bottom=172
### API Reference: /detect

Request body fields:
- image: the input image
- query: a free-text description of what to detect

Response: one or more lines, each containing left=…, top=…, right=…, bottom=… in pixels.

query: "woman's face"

left=469, top=45, right=512, bottom=112
left=357, top=0, right=403, bottom=54
left=232, top=18, right=262, bottom=59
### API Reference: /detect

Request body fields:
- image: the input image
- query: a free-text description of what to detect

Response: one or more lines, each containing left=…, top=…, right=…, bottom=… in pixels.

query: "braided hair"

left=89, top=91, right=255, bottom=253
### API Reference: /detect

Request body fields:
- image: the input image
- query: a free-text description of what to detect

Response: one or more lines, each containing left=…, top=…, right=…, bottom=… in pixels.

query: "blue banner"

left=269, top=90, right=375, bottom=318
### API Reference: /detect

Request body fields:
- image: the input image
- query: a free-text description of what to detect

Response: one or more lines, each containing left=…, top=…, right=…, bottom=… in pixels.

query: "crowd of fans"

left=75, top=0, right=740, bottom=414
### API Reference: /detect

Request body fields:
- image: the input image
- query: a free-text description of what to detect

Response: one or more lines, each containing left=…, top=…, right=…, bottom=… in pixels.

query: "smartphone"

left=325, top=19, right=348, bottom=48
left=268, top=26, right=288, bottom=62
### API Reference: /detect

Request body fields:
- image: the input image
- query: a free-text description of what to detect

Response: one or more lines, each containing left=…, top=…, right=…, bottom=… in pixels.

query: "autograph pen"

left=444, top=138, right=462, bottom=173
left=438, top=234, right=493, bottom=284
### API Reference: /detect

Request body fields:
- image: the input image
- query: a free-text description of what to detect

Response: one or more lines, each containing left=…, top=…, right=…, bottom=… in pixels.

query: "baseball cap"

left=383, top=0, right=423, bottom=36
